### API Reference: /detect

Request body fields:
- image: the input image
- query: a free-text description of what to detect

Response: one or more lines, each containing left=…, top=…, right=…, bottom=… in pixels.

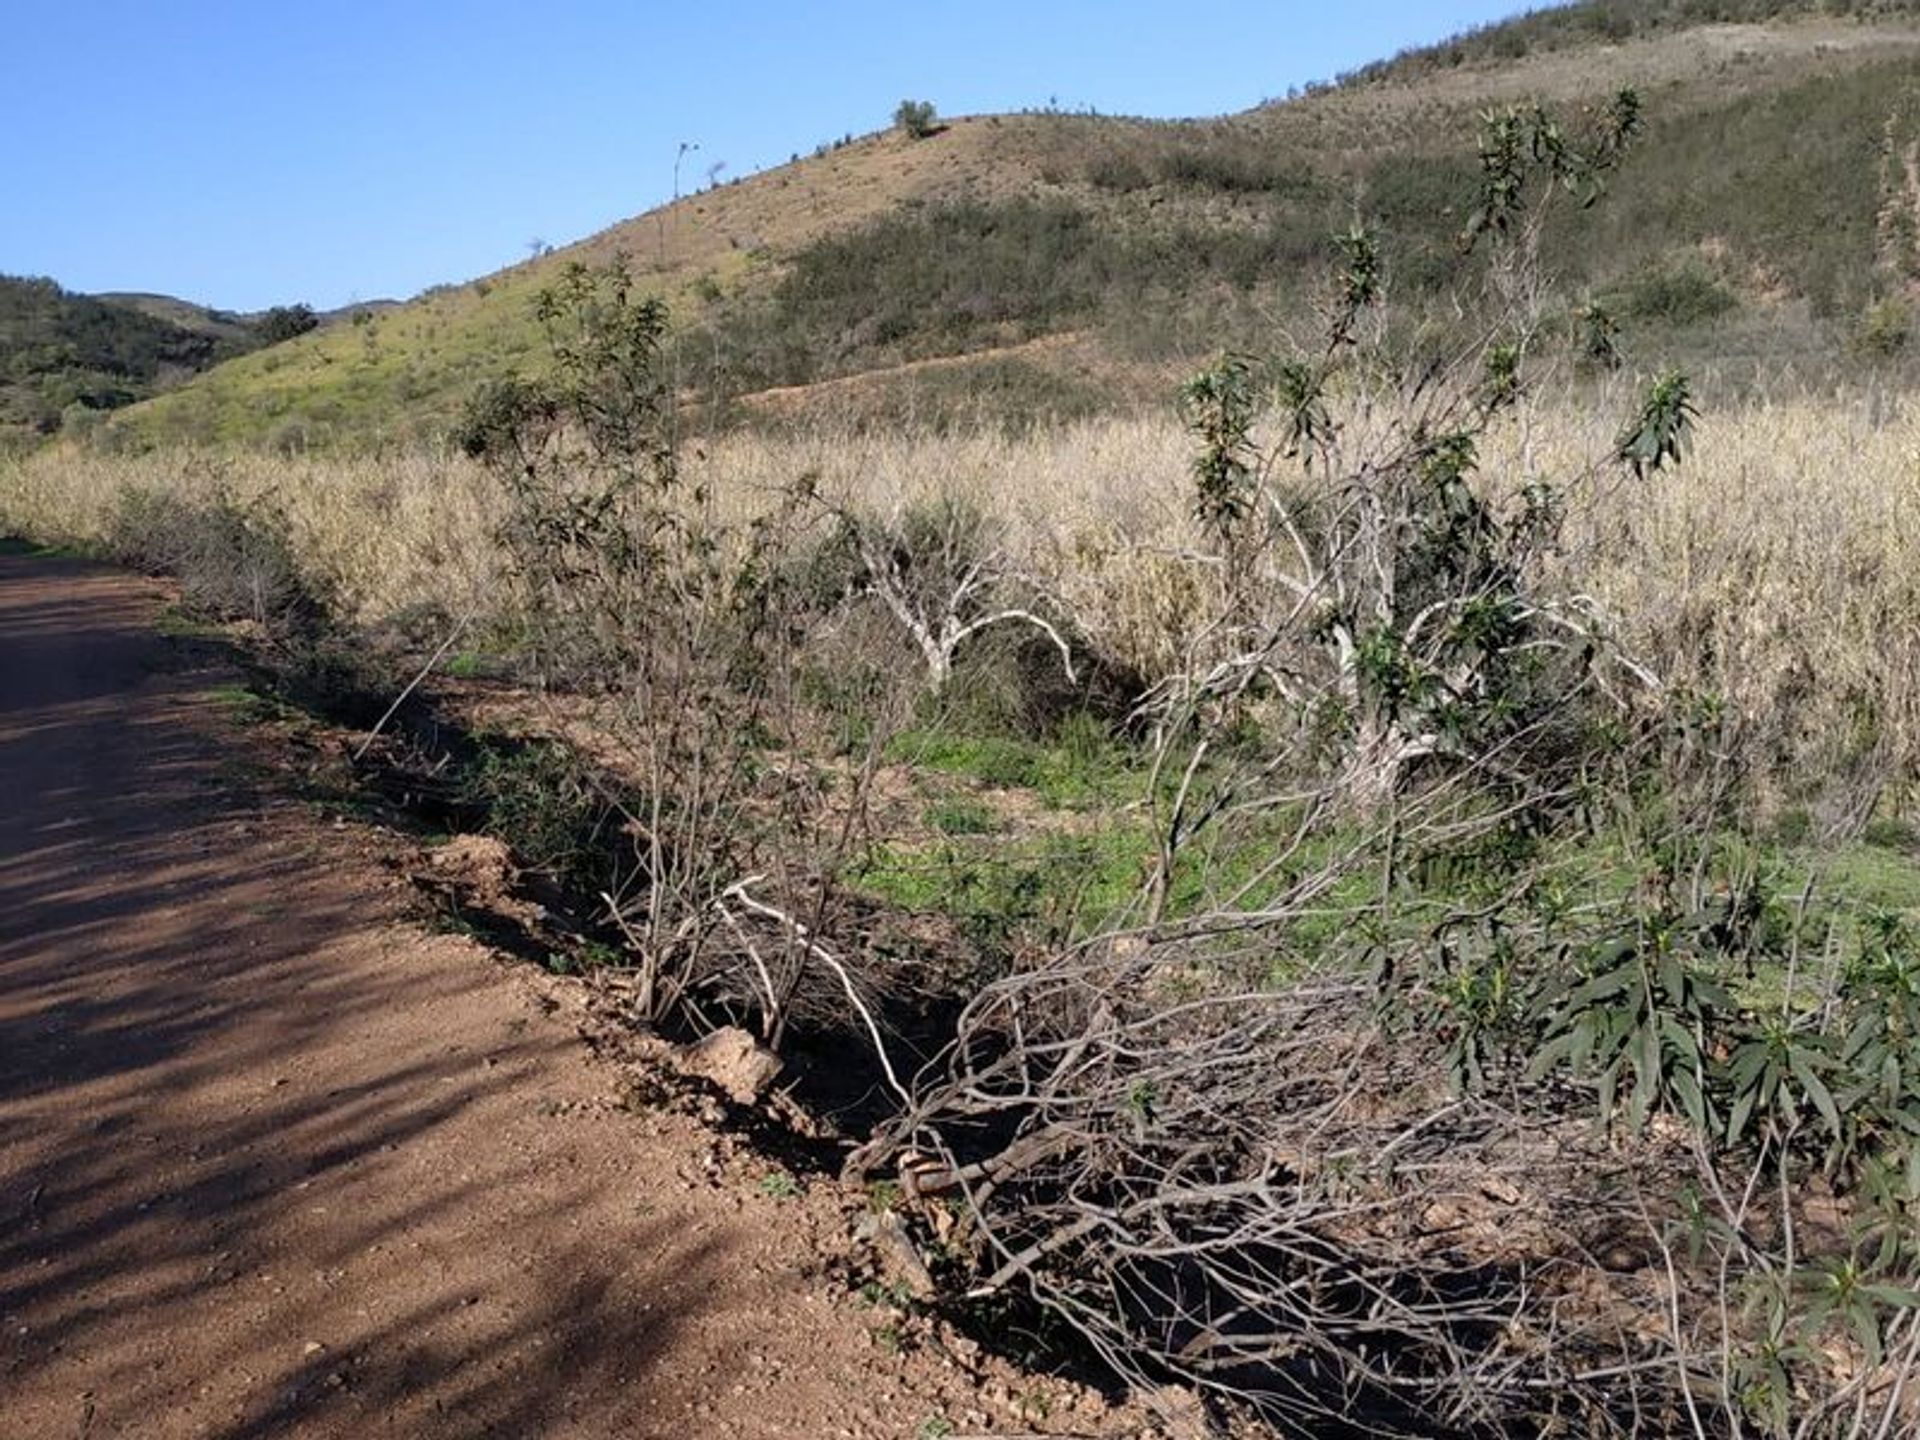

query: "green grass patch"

left=924, top=797, right=1000, bottom=836
left=855, top=828, right=1151, bottom=953
left=154, top=602, right=228, bottom=640
left=1783, top=839, right=1920, bottom=918
left=443, top=649, right=509, bottom=680
left=887, top=714, right=1138, bottom=810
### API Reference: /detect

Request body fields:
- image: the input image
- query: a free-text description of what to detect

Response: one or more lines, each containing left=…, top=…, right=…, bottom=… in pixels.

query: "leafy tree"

left=893, top=99, right=937, bottom=140
left=255, top=304, right=319, bottom=345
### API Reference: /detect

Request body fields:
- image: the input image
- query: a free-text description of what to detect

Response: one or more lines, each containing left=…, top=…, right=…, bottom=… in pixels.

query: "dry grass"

left=1544, top=388, right=1920, bottom=819
left=0, top=446, right=503, bottom=626
left=8, top=388, right=1919, bottom=809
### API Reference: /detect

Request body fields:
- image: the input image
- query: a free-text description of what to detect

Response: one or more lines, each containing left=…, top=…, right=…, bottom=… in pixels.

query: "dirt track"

left=0, top=555, right=1117, bottom=1439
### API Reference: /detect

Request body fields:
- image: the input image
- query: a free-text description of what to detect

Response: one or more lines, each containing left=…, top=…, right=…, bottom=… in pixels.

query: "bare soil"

left=0, top=554, right=1137, bottom=1439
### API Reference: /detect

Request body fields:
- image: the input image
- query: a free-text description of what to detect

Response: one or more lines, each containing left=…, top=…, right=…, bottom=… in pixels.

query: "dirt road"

left=0, top=555, right=1108, bottom=1439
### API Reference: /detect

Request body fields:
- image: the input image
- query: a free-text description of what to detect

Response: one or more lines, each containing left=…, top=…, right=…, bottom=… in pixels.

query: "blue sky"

left=4, top=2, right=1533, bottom=312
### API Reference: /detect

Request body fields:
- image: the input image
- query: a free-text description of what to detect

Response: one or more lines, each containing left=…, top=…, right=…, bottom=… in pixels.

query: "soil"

left=0, top=554, right=1145, bottom=1439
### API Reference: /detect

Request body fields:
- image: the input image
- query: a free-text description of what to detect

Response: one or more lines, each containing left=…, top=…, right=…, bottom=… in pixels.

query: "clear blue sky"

left=4, top=1, right=1533, bottom=312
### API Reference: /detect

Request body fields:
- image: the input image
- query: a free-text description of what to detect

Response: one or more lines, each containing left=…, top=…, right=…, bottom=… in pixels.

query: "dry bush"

left=455, top=259, right=925, bottom=1055
left=105, top=485, right=331, bottom=633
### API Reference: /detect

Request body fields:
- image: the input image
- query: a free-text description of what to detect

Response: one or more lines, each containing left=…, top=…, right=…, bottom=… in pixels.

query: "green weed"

left=924, top=797, right=999, bottom=836
left=758, top=1170, right=801, bottom=1200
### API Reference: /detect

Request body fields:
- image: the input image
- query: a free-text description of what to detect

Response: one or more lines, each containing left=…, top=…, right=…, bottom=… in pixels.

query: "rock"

left=853, top=1210, right=937, bottom=1301
left=428, top=833, right=516, bottom=884
left=677, top=1026, right=783, bottom=1104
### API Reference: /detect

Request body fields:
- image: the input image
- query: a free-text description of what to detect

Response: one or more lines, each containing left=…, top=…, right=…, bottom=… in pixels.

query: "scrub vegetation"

left=10, top=3, right=1920, bottom=1434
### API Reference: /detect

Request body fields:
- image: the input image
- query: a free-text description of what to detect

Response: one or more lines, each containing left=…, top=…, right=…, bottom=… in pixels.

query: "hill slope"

left=105, top=4, right=1920, bottom=449
left=0, top=280, right=401, bottom=445
left=0, top=277, right=254, bottom=439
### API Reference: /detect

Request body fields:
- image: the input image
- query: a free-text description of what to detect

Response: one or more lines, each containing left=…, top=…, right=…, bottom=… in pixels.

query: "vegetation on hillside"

left=75, top=3, right=1920, bottom=449
left=1345, top=0, right=1919, bottom=85
left=698, top=53, right=1917, bottom=401
left=0, top=276, right=233, bottom=437
left=0, top=276, right=335, bottom=443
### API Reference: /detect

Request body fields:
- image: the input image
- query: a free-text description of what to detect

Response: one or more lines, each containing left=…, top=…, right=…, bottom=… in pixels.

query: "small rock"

left=859, top=1210, right=936, bottom=1300
left=676, top=1026, right=783, bottom=1104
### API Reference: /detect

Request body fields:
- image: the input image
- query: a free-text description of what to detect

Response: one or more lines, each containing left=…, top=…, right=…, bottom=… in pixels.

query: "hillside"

left=0, top=277, right=252, bottom=440
left=0, top=279, right=395, bottom=445
left=90, top=292, right=260, bottom=348
left=103, top=3, right=1920, bottom=449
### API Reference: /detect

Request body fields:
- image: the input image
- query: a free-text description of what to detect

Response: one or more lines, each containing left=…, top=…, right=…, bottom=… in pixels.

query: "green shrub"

left=468, top=738, right=613, bottom=884
left=894, top=99, right=938, bottom=139
left=256, top=304, right=319, bottom=345
left=1611, top=263, right=1739, bottom=327
left=1855, top=297, right=1912, bottom=358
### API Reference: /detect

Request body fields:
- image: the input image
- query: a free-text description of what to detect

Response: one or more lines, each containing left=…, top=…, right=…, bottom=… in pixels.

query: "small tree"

left=893, top=99, right=937, bottom=140
left=255, top=304, right=318, bottom=345
left=457, top=257, right=904, bottom=1051
left=850, top=92, right=1783, bottom=1440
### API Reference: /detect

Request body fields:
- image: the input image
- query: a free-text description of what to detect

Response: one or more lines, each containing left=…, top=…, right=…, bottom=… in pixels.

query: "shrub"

left=255, top=304, right=319, bottom=345
left=893, top=99, right=937, bottom=140
left=468, top=738, right=615, bottom=884
left=1856, top=296, right=1912, bottom=358
left=1611, top=262, right=1738, bottom=327
left=460, top=257, right=906, bottom=1049
left=106, top=484, right=331, bottom=634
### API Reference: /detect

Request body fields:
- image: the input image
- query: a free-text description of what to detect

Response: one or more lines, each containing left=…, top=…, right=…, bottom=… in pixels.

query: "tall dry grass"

left=0, top=447, right=503, bottom=626
left=6, top=390, right=1918, bottom=810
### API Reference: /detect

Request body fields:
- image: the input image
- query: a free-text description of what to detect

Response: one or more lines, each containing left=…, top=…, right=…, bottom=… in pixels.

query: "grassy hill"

left=0, top=279, right=401, bottom=446
left=0, top=277, right=255, bottom=441
left=100, top=1, right=1920, bottom=449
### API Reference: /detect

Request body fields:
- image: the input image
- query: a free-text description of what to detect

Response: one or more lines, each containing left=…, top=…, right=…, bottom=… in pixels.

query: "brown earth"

left=0, top=554, right=1140, bottom=1439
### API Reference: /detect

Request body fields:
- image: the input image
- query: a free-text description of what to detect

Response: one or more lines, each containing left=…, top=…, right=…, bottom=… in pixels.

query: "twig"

left=352, top=606, right=478, bottom=761
left=721, top=878, right=910, bottom=1105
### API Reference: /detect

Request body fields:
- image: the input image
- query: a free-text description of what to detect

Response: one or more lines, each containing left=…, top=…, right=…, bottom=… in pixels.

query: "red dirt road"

left=0, top=556, right=1114, bottom=1439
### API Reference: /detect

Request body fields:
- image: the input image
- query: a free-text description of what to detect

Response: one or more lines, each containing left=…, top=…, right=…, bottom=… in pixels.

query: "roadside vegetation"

left=10, top=11, right=1920, bottom=1431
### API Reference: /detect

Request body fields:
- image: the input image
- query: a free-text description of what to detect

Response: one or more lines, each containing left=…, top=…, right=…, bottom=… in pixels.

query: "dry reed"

left=6, top=389, right=1917, bottom=808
